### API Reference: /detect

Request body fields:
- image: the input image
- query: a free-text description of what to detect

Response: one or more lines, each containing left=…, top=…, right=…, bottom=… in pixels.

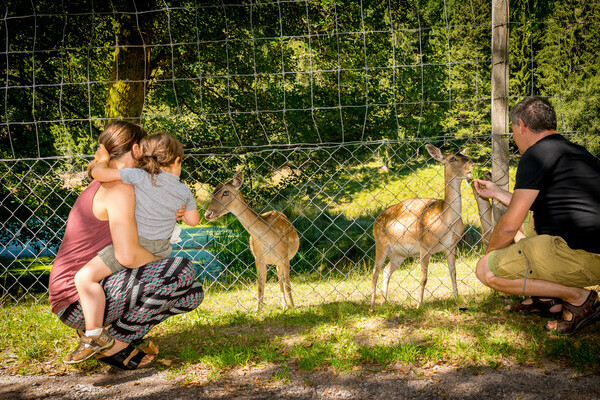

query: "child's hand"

left=94, top=144, right=110, bottom=164
left=175, top=205, right=186, bottom=221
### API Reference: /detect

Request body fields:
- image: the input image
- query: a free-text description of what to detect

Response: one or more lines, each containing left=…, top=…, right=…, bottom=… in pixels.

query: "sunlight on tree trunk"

left=105, top=12, right=153, bottom=124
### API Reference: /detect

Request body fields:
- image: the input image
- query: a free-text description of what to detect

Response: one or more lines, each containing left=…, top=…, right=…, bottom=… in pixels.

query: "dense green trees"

left=1, top=0, right=599, bottom=219
left=4, top=0, right=598, bottom=161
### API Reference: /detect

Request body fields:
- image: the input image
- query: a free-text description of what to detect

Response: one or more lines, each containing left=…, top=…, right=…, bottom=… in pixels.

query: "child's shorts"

left=98, top=237, right=172, bottom=274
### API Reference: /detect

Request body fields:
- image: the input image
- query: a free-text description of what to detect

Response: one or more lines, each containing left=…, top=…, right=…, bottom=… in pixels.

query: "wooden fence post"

left=491, top=0, right=510, bottom=223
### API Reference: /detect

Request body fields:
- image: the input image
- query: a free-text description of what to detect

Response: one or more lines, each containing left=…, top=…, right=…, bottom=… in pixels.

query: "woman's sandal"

left=546, top=290, right=600, bottom=336
left=95, top=341, right=159, bottom=371
left=507, top=296, right=562, bottom=318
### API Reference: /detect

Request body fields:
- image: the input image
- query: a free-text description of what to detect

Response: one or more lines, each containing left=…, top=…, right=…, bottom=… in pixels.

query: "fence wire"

left=3, top=0, right=598, bottom=313
left=1, top=139, right=499, bottom=310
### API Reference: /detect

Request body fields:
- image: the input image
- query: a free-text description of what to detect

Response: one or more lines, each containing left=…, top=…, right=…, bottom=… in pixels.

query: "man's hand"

left=94, top=144, right=110, bottom=164
left=474, top=179, right=499, bottom=200
left=175, top=205, right=186, bottom=221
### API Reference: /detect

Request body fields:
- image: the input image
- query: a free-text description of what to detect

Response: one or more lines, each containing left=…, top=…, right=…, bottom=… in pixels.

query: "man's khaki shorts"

left=488, top=234, right=600, bottom=287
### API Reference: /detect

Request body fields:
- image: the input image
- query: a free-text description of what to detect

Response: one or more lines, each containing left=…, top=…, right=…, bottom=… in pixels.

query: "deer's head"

left=204, top=172, right=244, bottom=221
left=425, top=144, right=474, bottom=180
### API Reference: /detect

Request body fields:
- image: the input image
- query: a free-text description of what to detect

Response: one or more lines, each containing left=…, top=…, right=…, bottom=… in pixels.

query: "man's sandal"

left=507, top=297, right=562, bottom=318
left=63, top=328, right=115, bottom=365
left=95, top=341, right=159, bottom=371
left=546, top=290, right=600, bottom=336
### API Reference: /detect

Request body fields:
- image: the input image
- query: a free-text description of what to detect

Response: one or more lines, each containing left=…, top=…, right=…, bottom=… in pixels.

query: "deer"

left=204, top=172, right=299, bottom=310
left=371, top=144, right=474, bottom=308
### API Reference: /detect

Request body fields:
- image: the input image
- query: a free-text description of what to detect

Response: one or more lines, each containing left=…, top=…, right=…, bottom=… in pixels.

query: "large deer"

left=371, top=144, right=474, bottom=308
left=204, top=172, right=299, bottom=310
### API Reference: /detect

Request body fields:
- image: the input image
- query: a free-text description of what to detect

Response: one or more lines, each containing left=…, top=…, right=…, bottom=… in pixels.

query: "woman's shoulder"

left=100, top=179, right=133, bottom=190
left=88, top=180, right=135, bottom=220
left=97, top=180, right=135, bottom=201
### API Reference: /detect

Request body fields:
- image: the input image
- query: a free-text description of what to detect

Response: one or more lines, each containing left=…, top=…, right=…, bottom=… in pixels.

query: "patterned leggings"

left=57, top=257, right=204, bottom=342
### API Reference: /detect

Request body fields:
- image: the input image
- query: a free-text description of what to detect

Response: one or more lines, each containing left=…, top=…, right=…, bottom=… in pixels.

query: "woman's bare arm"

left=100, top=183, right=159, bottom=268
left=181, top=208, right=200, bottom=226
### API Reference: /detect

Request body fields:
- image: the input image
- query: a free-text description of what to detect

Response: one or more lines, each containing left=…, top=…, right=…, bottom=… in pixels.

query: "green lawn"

left=2, top=270, right=600, bottom=378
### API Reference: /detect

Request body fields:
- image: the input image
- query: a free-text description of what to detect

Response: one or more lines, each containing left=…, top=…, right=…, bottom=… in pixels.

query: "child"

left=63, top=132, right=199, bottom=364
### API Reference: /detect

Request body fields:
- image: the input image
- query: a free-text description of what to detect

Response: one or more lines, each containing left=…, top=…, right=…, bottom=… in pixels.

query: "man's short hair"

left=509, top=96, right=557, bottom=133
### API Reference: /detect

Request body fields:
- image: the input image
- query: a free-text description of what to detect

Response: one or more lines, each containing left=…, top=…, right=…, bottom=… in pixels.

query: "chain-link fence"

left=3, top=0, right=598, bottom=312
left=1, top=138, right=498, bottom=310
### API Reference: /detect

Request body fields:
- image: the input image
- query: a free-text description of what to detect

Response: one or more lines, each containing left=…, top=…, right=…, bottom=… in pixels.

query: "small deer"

left=204, top=172, right=299, bottom=310
left=371, top=144, right=474, bottom=308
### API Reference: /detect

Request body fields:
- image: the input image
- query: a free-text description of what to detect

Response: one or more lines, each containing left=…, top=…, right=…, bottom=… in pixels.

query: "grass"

left=2, top=269, right=600, bottom=379
left=0, top=257, right=53, bottom=299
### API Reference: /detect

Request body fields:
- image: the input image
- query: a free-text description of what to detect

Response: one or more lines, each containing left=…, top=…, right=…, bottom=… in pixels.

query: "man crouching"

left=474, top=96, right=600, bottom=335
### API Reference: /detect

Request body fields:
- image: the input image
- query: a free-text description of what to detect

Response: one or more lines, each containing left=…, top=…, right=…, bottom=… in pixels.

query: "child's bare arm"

left=91, top=145, right=122, bottom=182
left=181, top=208, right=200, bottom=226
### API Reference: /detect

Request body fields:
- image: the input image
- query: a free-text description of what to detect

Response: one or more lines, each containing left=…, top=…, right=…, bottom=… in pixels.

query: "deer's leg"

left=275, top=263, right=286, bottom=310
left=283, top=259, right=294, bottom=308
left=371, top=244, right=387, bottom=307
left=255, top=258, right=267, bottom=311
left=417, top=251, right=431, bottom=308
left=382, top=256, right=405, bottom=303
left=445, top=247, right=459, bottom=299
left=276, top=260, right=294, bottom=310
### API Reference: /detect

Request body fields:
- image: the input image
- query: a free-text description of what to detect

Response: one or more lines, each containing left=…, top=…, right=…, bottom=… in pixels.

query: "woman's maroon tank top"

left=49, top=180, right=112, bottom=313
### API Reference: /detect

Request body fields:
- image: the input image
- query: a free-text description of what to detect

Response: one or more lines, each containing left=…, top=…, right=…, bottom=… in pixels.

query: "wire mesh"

left=2, top=0, right=599, bottom=313
left=1, top=139, right=496, bottom=310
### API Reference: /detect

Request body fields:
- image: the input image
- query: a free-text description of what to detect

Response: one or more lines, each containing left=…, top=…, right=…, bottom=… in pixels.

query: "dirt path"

left=2, top=361, right=599, bottom=400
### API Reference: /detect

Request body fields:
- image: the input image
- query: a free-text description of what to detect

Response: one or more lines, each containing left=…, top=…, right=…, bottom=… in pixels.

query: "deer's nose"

left=204, top=210, right=213, bottom=220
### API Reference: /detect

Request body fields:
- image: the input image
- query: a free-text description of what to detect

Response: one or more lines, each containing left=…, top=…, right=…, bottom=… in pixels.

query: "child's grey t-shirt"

left=119, top=168, right=196, bottom=240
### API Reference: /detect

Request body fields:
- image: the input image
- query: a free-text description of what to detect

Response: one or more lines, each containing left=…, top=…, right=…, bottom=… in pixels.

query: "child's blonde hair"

left=136, top=133, right=184, bottom=179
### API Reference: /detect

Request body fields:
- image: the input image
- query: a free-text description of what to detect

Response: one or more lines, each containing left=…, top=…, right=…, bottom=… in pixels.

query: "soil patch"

left=2, top=361, right=599, bottom=399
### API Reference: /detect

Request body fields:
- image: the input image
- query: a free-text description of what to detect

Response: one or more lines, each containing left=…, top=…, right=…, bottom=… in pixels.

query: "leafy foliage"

left=3, top=0, right=598, bottom=158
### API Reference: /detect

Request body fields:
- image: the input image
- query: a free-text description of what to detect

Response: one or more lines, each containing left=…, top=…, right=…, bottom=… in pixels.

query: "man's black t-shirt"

left=515, top=134, right=600, bottom=253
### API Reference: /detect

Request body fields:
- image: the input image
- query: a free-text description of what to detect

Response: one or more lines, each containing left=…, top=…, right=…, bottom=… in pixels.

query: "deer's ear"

left=232, top=171, right=244, bottom=188
left=425, top=144, right=444, bottom=162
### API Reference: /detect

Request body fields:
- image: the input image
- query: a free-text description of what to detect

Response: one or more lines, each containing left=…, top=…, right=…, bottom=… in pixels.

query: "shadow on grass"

left=153, top=294, right=600, bottom=375
left=3, top=290, right=600, bottom=394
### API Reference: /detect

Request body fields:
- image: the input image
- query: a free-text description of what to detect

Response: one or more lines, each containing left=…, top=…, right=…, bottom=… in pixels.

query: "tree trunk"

left=105, top=8, right=154, bottom=124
